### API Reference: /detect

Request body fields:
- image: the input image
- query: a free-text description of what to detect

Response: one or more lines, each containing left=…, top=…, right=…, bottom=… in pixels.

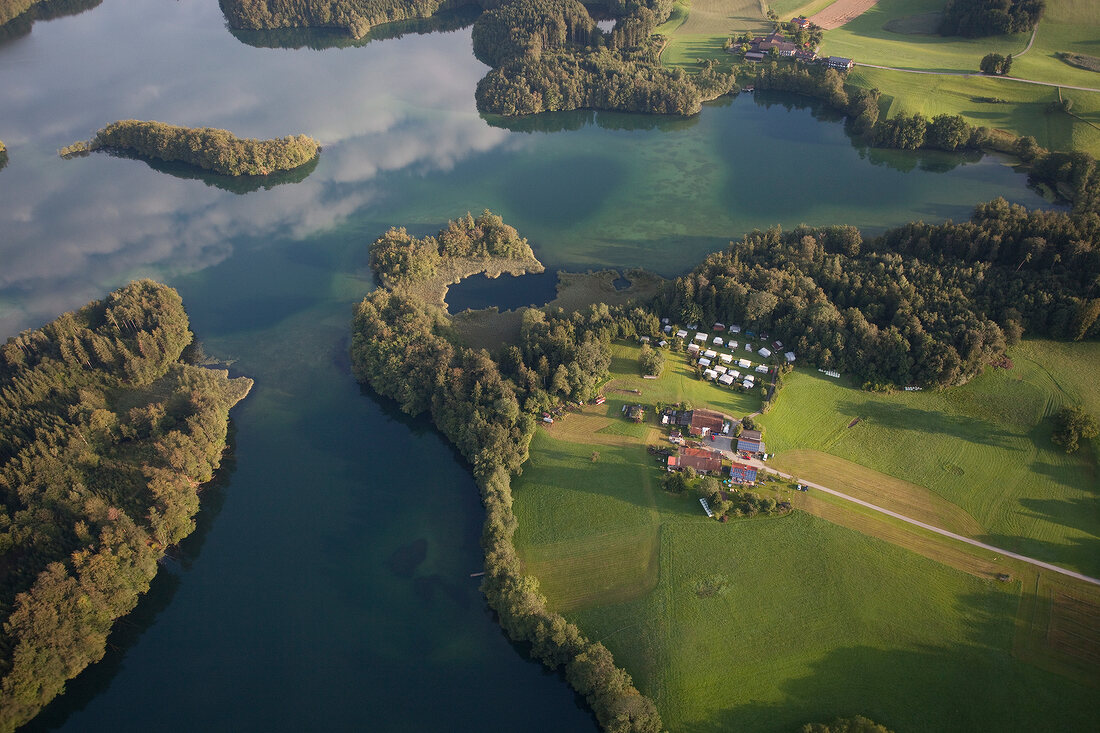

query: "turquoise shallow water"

left=0, top=1, right=1055, bottom=730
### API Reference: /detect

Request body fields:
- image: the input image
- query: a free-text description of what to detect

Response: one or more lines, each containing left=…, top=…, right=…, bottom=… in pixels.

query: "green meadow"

left=511, top=338, right=1100, bottom=731
left=821, top=0, right=1100, bottom=155
left=759, top=339, right=1100, bottom=577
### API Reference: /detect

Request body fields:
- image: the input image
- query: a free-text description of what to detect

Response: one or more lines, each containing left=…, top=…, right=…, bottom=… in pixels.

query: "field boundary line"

left=753, top=461, right=1100, bottom=586
left=854, top=63, right=1100, bottom=94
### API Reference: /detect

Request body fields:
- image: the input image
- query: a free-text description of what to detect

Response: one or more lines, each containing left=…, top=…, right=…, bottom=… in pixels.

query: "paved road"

left=855, top=62, right=1100, bottom=94
left=748, top=459, right=1100, bottom=587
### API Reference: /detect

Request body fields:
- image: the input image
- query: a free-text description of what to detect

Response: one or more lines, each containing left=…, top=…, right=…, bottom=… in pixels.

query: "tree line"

left=368, top=211, right=536, bottom=288
left=752, top=62, right=1001, bottom=153
left=355, top=212, right=663, bottom=731
left=939, top=0, right=1044, bottom=37
left=63, top=120, right=320, bottom=177
left=0, top=281, right=252, bottom=731
left=653, top=194, right=1100, bottom=389
left=218, top=0, right=476, bottom=38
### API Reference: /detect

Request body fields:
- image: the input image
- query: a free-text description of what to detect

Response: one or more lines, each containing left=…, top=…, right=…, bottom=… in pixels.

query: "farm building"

left=730, top=370, right=741, bottom=379
left=737, top=429, right=765, bottom=454
left=785, top=351, right=796, bottom=363
left=828, top=56, right=854, bottom=71
left=730, top=462, right=758, bottom=484
left=719, top=353, right=733, bottom=364
left=745, top=51, right=765, bottom=61
left=718, top=373, right=735, bottom=386
left=743, top=377, right=755, bottom=388
left=703, top=369, right=718, bottom=380
left=755, top=364, right=769, bottom=374
left=728, top=340, right=739, bottom=349
left=758, top=347, right=772, bottom=357
left=715, top=365, right=728, bottom=375
left=698, top=357, right=712, bottom=367
left=670, top=447, right=723, bottom=475
left=694, top=332, right=708, bottom=342
left=704, top=349, right=718, bottom=359
left=689, top=409, right=725, bottom=437
left=738, top=358, right=751, bottom=369
left=676, top=329, right=688, bottom=339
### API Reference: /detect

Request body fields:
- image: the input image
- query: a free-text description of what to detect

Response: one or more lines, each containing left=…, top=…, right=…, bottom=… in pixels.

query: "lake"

left=0, top=1, right=1052, bottom=730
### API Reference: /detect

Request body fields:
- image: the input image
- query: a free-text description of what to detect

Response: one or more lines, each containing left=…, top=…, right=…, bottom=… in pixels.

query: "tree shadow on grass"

left=835, top=398, right=1015, bottom=449
left=678, top=589, right=1096, bottom=733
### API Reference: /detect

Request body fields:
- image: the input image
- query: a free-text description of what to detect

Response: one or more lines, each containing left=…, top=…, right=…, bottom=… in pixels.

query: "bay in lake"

left=0, top=1, right=1052, bottom=730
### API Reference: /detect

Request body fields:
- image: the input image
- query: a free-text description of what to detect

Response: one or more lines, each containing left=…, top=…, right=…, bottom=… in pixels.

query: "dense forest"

left=0, top=281, right=252, bottom=732
left=654, top=192, right=1100, bottom=388
left=369, top=211, right=536, bottom=288
left=64, top=120, right=320, bottom=177
left=218, top=0, right=477, bottom=38
left=939, top=0, right=1044, bottom=37
left=354, top=213, right=665, bottom=732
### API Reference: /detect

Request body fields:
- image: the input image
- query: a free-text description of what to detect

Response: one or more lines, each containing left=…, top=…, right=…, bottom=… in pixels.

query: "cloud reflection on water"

left=0, top=1, right=513, bottom=336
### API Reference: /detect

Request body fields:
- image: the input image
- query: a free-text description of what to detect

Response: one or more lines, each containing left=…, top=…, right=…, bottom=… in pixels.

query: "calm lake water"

left=0, top=1, right=1053, bottom=730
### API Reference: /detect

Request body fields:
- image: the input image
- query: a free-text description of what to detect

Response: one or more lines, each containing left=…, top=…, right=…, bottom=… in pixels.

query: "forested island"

left=61, top=120, right=320, bottom=177
left=221, top=0, right=735, bottom=116
left=0, top=281, right=252, bottom=732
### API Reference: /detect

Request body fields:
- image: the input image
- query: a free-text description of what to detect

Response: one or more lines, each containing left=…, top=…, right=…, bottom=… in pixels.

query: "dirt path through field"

left=747, top=457, right=1100, bottom=587
left=809, top=0, right=877, bottom=30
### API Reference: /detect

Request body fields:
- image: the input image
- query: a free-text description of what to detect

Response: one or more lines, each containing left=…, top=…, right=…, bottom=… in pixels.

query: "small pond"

left=446, top=270, right=561, bottom=313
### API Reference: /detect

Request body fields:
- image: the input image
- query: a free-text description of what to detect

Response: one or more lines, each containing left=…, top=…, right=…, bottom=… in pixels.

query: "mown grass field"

left=659, top=0, right=771, bottom=69
left=760, top=339, right=1100, bottom=577
left=570, top=514, right=1097, bottom=732
left=823, top=0, right=1100, bottom=155
left=512, top=337, right=1100, bottom=731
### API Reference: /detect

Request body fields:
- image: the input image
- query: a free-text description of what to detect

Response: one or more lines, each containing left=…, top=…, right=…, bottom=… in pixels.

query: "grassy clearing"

left=772, top=448, right=983, bottom=535
left=570, top=513, right=1097, bottom=731
left=759, top=339, right=1100, bottom=577
left=820, top=0, right=1028, bottom=72
left=772, top=0, right=838, bottom=21
left=660, top=0, right=771, bottom=69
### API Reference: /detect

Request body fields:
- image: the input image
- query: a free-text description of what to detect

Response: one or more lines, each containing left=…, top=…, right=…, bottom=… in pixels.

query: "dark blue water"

left=446, top=270, right=560, bottom=313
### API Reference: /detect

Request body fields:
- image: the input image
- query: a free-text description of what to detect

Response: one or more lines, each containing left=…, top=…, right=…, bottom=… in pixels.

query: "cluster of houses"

left=658, top=320, right=797, bottom=391
left=658, top=406, right=766, bottom=487
left=735, top=25, right=853, bottom=71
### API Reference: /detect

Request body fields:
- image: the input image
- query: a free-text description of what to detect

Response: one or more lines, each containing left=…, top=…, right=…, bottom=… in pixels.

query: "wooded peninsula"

left=0, top=281, right=252, bottom=732
left=352, top=156, right=1100, bottom=725
left=61, top=120, right=320, bottom=177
